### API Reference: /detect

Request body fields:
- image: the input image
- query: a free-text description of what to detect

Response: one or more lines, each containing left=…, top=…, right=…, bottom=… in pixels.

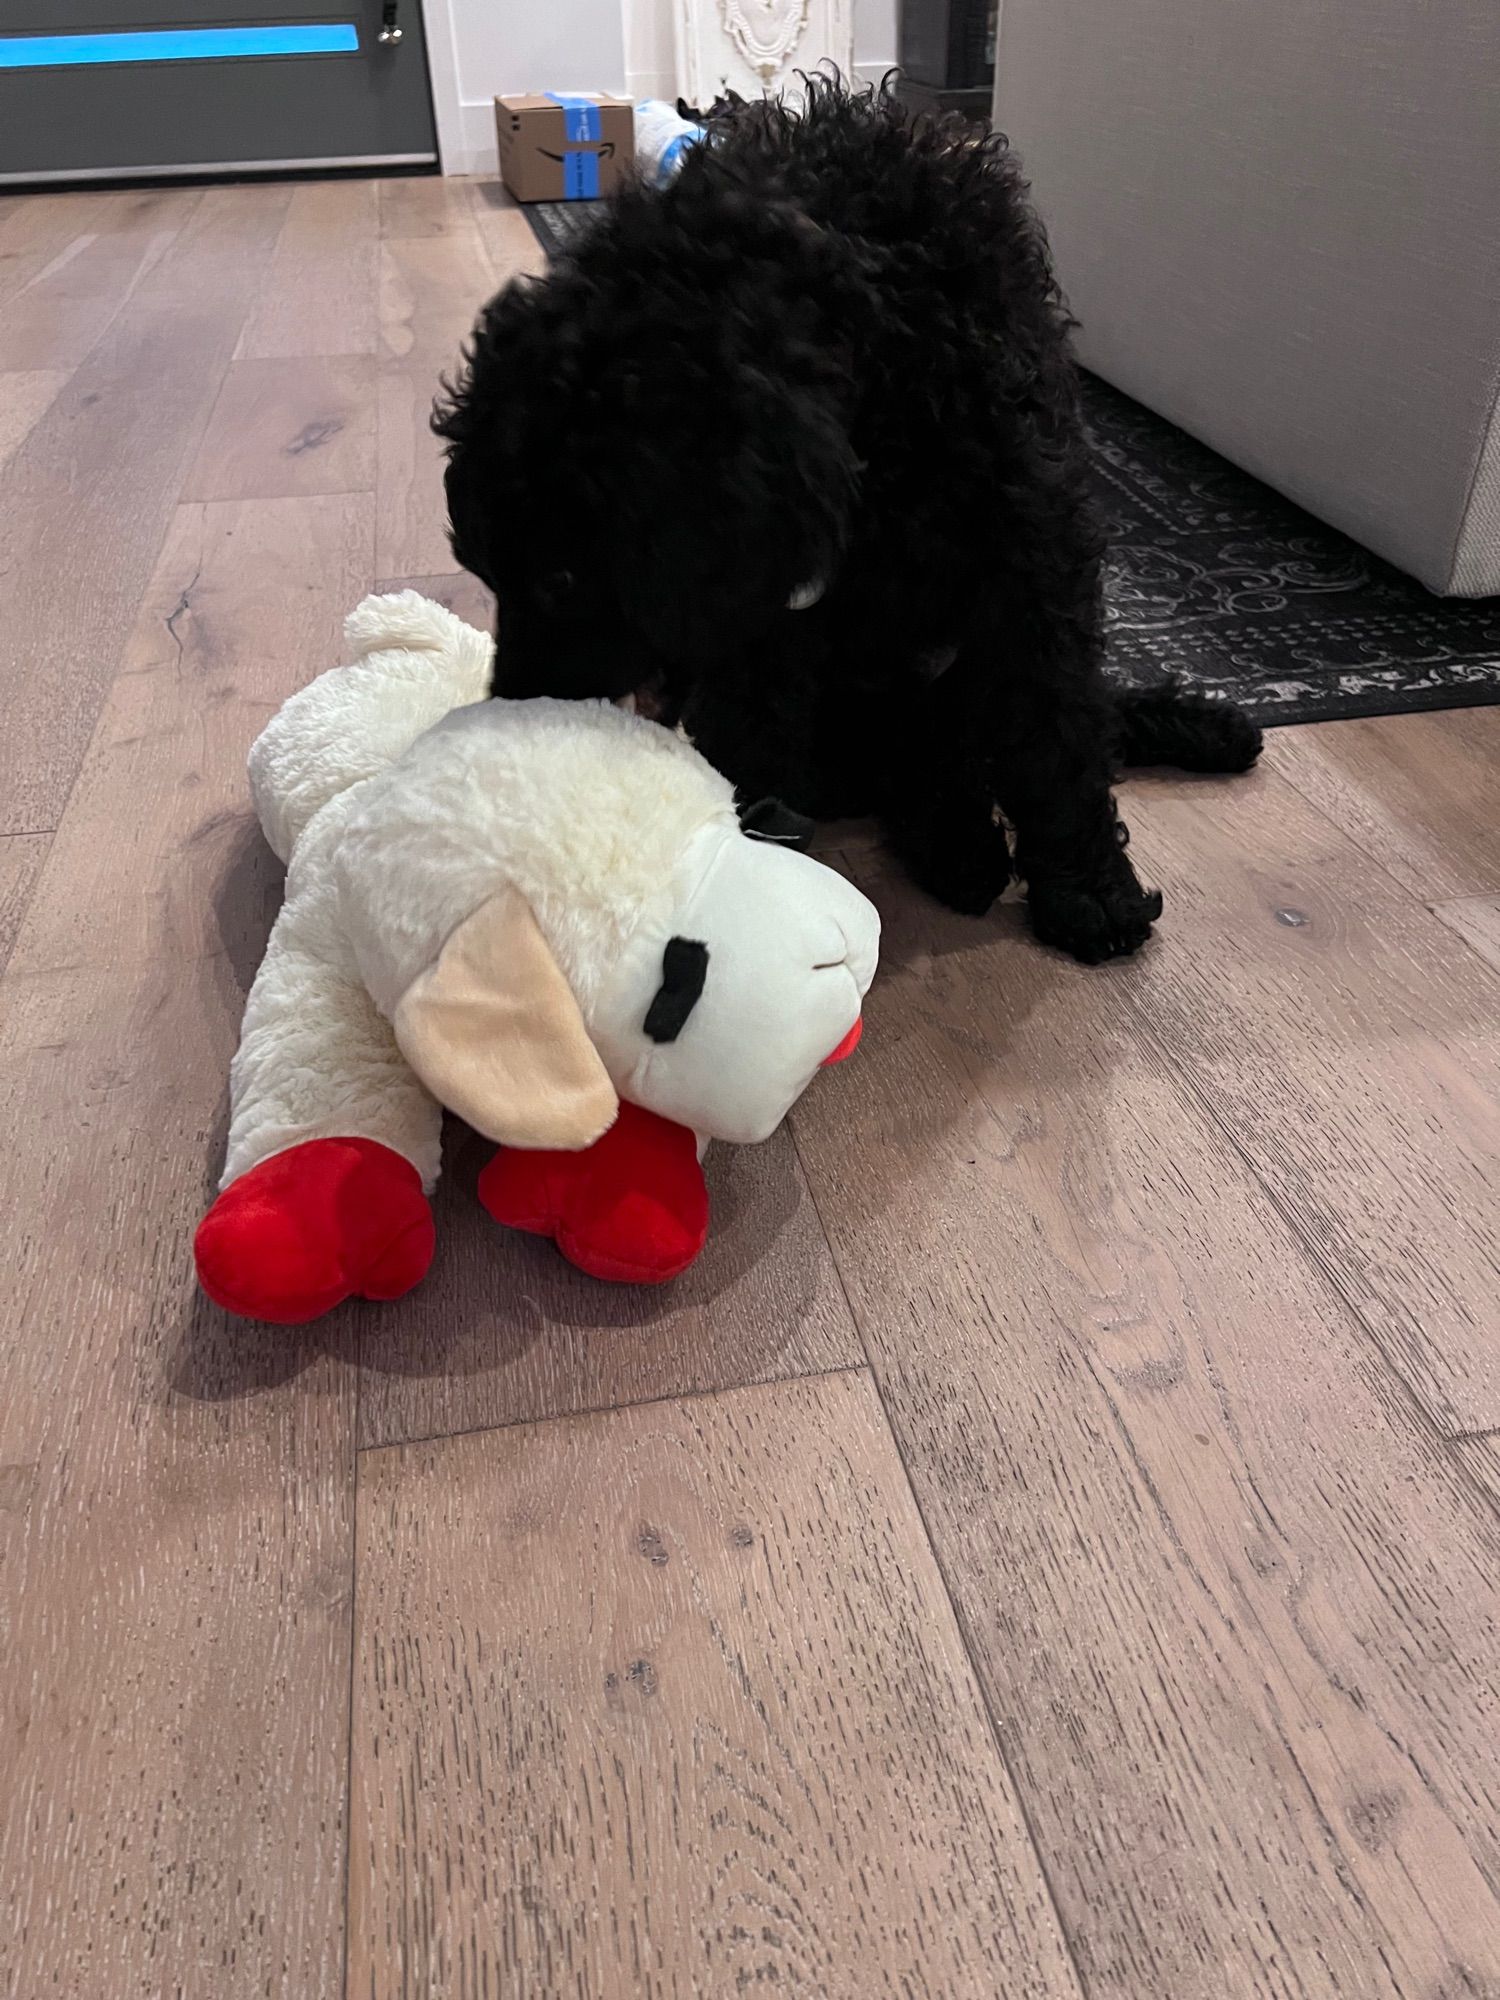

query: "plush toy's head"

left=335, top=696, right=878, bottom=1149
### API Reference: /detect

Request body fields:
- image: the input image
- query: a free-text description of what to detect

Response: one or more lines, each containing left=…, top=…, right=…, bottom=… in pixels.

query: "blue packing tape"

left=546, top=92, right=602, bottom=142
left=563, top=150, right=601, bottom=200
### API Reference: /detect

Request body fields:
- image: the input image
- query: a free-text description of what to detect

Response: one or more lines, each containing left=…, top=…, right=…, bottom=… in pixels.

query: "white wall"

left=422, top=0, right=629, bottom=176
left=853, top=0, right=899, bottom=85
left=623, top=0, right=676, bottom=101
left=423, top=0, right=900, bottom=173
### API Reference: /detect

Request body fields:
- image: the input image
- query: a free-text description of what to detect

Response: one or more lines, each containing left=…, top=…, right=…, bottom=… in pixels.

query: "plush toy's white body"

left=223, top=592, right=879, bottom=1209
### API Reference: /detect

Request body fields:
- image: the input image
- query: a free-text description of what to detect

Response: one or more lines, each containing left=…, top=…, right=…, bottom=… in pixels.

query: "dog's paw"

left=888, top=814, right=1014, bottom=917
left=1028, top=874, right=1164, bottom=963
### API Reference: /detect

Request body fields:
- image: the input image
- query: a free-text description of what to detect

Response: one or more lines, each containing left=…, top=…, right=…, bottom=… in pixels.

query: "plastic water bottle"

left=635, top=100, right=706, bottom=187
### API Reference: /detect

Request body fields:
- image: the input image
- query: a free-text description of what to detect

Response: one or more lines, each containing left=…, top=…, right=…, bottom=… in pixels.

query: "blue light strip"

left=0, top=24, right=359, bottom=69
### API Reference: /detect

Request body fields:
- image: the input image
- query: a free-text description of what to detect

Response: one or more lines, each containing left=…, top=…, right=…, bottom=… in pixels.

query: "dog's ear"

left=661, top=186, right=868, bottom=567
left=394, top=886, right=619, bottom=1151
left=433, top=278, right=591, bottom=592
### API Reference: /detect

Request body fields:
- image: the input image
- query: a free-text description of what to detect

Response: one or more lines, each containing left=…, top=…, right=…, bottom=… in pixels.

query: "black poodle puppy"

left=435, top=78, right=1261, bottom=962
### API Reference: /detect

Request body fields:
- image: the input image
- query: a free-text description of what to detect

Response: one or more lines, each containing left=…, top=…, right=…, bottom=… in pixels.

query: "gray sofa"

left=993, top=0, right=1500, bottom=596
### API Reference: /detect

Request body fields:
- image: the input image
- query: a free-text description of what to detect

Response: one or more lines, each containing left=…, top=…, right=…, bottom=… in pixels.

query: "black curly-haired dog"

left=435, top=79, right=1261, bottom=962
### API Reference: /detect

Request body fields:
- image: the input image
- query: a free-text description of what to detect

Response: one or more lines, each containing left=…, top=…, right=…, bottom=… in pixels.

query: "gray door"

left=0, top=0, right=436, bottom=182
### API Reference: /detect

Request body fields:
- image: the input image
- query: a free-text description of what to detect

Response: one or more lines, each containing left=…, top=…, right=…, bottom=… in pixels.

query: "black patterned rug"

left=523, top=199, right=1499, bottom=727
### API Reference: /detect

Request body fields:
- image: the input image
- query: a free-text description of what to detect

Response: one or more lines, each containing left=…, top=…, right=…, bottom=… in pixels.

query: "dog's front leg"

left=878, top=665, right=1015, bottom=917
left=884, top=577, right=1161, bottom=962
left=986, top=586, right=1162, bottom=966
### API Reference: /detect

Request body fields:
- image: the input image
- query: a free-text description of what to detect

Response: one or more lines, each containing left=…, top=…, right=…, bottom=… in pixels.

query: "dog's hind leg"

left=1114, top=680, right=1263, bottom=773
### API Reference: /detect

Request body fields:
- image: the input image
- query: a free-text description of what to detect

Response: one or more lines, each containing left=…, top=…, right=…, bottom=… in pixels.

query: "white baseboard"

left=627, top=68, right=680, bottom=103
left=439, top=61, right=901, bottom=179
left=441, top=100, right=500, bottom=178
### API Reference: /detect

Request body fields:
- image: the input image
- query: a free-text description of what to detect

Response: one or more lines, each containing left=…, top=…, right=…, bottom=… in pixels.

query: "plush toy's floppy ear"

left=393, top=887, right=619, bottom=1151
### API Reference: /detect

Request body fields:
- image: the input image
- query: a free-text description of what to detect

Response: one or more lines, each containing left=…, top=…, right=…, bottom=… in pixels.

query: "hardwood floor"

left=0, top=177, right=1496, bottom=2000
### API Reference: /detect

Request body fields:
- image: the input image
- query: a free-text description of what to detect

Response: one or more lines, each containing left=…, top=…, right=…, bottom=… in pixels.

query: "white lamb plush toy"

left=195, top=591, right=879, bottom=1322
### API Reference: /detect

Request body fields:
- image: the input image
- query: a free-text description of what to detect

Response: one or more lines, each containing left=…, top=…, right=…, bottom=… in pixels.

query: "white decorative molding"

left=722, top=0, right=809, bottom=82
left=675, top=0, right=854, bottom=107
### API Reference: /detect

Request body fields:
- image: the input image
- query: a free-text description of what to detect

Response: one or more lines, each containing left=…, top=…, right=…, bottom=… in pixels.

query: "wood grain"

left=0, top=831, right=49, bottom=976
left=790, top=850, right=1500, bottom=2000
left=0, top=187, right=196, bottom=372
left=1451, top=1434, right=1500, bottom=1516
left=236, top=177, right=379, bottom=358
left=0, top=190, right=106, bottom=312
left=372, top=191, right=512, bottom=577
left=357, top=1121, right=865, bottom=1448
left=183, top=354, right=377, bottom=501
left=350, top=1370, right=1080, bottom=2000
left=378, top=173, right=484, bottom=238
left=466, top=179, right=549, bottom=286
left=0, top=185, right=291, bottom=836
left=1119, top=762, right=1500, bottom=1434
left=375, top=348, right=463, bottom=577
left=1266, top=707, right=1500, bottom=898
left=374, top=567, right=495, bottom=634
left=0, top=368, right=69, bottom=478
left=374, top=217, right=502, bottom=575
left=0, top=491, right=373, bottom=1997
left=1432, top=894, right=1500, bottom=975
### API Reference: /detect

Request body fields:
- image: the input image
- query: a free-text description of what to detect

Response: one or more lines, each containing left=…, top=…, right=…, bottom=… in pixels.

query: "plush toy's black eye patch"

left=644, top=937, right=709, bottom=1043
left=738, top=796, right=815, bottom=852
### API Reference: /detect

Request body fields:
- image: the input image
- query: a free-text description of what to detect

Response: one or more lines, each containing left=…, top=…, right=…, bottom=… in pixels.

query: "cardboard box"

left=495, top=93, right=634, bottom=204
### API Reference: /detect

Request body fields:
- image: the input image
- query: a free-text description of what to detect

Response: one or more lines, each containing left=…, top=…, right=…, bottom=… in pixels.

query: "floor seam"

left=1261, top=735, right=1481, bottom=908
left=786, top=1116, right=1095, bottom=1998
left=356, top=1357, right=871, bottom=1458
left=1123, top=991, right=1500, bottom=1475
left=340, top=1347, right=362, bottom=2000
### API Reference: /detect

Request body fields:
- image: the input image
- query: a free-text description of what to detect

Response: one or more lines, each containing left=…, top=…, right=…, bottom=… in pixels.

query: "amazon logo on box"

left=496, top=93, right=635, bottom=203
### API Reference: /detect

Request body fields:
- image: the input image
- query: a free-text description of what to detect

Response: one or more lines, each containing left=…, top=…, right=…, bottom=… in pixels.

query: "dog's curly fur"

left=434, top=78, right=1261, bottom=962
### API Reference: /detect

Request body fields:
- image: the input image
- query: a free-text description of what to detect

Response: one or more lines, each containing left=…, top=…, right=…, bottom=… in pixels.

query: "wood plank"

left=378, top=173, right=482, bottom=238
left=350, top=1370, right=1081, bottom=2000
left=0, top=191, right=106, bottom=312
left=466, top=179, right=549, bottom=286
left=375, top=349, right=461, bottom=577
left=357, top=1121, right=865, bottom=1448
left=373, top=567, right=495, bottom=634
left=1432, top=894, right=1500, bottom=976
left=0, top=187, right=197, bottom=373
left=0, top=183, right=291, bottom=836
left=790, top=850, right=1500, bottom=2000
left=0, top=492, right=372, bottom=1999
left=236, top=177, right=379, bottom=359
left=1266, top=708, right=1500, bottom=899
left=1450, top=1434, right=1500, bottom=1517
left=0, top=831, right=49, bottom=977
left=182, top=354, right=377, bottom=501
left=0, top=368, right=69, bottom=478
left=375, top=221, right=498, bottom=577
left=1119, top=762, right=1500, bottom=1434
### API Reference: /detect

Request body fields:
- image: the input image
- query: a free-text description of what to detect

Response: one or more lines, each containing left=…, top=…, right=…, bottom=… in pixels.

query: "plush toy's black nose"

left=643, top=937, right=709, bottom=1043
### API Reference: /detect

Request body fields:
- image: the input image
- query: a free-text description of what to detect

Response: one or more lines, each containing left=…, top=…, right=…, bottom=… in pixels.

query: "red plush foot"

left=478, top=1101, right=709, bottom=1284
left=195, top=1137, right=435, bottom=1324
